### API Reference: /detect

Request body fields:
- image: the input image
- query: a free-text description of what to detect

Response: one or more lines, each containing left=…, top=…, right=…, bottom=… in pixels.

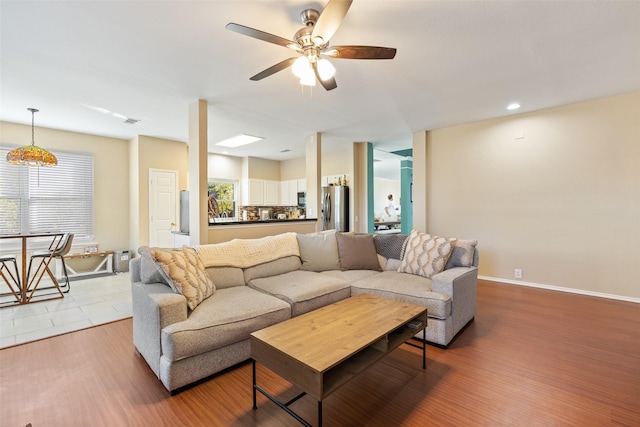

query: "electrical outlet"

left=515, top=269, right=523, bottom=279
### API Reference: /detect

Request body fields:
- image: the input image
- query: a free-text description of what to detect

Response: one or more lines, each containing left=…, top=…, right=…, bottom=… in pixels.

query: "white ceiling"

left=2, top=0, right=639, bottom=173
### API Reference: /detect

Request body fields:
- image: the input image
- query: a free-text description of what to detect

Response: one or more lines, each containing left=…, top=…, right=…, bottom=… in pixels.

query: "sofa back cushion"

left=296, top=230, right=341, bottom=272
left=243, top=255, right=302, bottom=283
left=205, top=266, right=245, bottom=290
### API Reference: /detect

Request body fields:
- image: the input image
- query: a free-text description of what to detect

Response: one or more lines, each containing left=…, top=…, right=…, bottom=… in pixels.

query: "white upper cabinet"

left=280, top=180, right=299, bottom=206
left=264, top=180, right=280, bottom=206
left=242, top=179, right=265, bottom=205
left=244, top=179, right=303, bottom=206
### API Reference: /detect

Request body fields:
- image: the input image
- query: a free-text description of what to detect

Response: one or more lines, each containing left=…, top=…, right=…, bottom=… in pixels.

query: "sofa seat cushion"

left=350, top=271, right=451, bottom=319
left=320, top=269, right=381, bottom=282
left=161, top=286, right=291, bottom=362
left=248, top=270, right=351, bottom=317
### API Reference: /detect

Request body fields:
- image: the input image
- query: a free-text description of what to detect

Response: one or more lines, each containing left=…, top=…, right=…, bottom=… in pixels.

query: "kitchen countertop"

left=209, top=218, right=316, bottom=226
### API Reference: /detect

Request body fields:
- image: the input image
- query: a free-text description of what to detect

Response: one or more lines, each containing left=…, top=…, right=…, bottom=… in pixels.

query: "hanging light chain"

left=28, top=108, right=39, bottom=146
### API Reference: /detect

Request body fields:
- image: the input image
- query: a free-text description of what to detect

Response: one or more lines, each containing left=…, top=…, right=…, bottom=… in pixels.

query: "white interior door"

left=149, top=169, right=177, bottom=247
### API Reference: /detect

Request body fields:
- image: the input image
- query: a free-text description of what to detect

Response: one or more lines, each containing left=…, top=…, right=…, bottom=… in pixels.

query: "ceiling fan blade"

left=312, top=0, right=353, bottom=44
left=250, top=57, right=298, bottom=81
left=326, top=45, right=397, bottom=60
left=312, top=62, right=338, bottom=91
left=226, top=23, right=300, bottom=52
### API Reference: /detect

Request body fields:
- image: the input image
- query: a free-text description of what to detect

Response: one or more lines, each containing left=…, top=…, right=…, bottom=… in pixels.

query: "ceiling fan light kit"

left=226, top=0, right=396, bottom=92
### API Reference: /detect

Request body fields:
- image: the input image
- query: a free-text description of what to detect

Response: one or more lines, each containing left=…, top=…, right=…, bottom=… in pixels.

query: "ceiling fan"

left=226, top=0, right=396, bottom=91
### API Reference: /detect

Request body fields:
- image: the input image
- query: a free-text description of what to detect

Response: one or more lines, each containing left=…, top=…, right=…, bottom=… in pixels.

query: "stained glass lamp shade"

left=6, top=108, right=58, bottom=167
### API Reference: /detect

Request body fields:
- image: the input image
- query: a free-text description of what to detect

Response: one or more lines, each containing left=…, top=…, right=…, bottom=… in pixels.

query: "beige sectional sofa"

left=131, top=230, right=478, bottom=392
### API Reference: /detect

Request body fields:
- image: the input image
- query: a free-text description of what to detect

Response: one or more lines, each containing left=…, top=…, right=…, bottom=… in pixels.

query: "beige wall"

left=208, top=153, right=243, bottom=181
left=280, top=157, right=306, bottom=180
left=1, top=122, right=130, bottom=252
left=134, top=135, right=188, bottom=247
left=424, top=91, right=640, bottom=299
left=245, top=156, right=280, bottom=180
left=322, top=147, right=352, bottom=176
left=129, top=136, right=141, bottom=252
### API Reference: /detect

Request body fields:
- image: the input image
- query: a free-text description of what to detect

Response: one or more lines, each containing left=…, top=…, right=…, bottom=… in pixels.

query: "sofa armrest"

left=431, top=267, right=476, bottom=295
left=132, top=281, right=187, bottom=377
left=431, top=266, right=478, bottom=334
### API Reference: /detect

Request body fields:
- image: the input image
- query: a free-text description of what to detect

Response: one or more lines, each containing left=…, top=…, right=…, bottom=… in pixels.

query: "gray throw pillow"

left=445, top=239, right=478, bottom=269
left=373, top=234, right=409, bottom=260
left=335, top=233, right=382, bottom=271
left=138, top=246, right=169, bottom=286
left=296, top=231, right=341, bottom=272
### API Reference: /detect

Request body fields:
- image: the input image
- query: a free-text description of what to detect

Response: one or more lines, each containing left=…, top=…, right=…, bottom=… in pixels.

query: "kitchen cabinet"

left=242, top=179, right=266, bottom=205
left=280, top=180, right=299, bottom=205
left=264, top=180, right=280, bottom=205
left=244, top=179, right=302, bottom=206
left=297, top=179, right=306, bottom=192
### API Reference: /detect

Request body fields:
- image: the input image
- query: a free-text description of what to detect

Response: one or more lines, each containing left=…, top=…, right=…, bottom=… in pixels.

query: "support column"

left=306, top=133, right=321, bottom=231
left=188, top=100, right=209, bottom=245
left=412, top=131, right=428, bottom=232
left=400, top=159, right=413, bottom=234
left=353, top=142, right=374, bottom=233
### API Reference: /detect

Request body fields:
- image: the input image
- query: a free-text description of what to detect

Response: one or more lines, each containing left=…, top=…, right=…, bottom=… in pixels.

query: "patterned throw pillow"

left=150, top=247, right=215, bottom=310
left=399, top=230, right=456, bottom=279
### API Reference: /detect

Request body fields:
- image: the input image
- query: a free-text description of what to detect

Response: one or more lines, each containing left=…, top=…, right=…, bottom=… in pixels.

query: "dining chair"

left=0, top=254, right=22, bottom=303
left=27, top=233, right=74, bottom=294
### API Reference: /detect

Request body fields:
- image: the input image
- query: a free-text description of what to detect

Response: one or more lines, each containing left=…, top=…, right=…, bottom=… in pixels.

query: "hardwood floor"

left=1, top=280, right=638, bottom=426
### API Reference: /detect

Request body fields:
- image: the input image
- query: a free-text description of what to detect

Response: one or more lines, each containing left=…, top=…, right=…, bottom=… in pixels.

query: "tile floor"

left=0, top=272, right=132, bottom=349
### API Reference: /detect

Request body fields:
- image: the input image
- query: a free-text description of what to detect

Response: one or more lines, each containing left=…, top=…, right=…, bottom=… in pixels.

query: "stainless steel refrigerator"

left=321, top=186, right=349, bottom=231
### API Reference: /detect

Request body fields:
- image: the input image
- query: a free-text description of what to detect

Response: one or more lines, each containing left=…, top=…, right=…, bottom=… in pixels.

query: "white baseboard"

left=478, top=275, right=640, bottom=304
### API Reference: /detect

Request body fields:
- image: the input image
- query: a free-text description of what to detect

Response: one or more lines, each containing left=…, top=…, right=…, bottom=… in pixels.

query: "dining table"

left=0, top=232, right=65, bottom=304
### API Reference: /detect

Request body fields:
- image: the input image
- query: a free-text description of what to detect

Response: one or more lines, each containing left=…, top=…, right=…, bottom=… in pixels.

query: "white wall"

left=374, top=178, right=401, bottom=220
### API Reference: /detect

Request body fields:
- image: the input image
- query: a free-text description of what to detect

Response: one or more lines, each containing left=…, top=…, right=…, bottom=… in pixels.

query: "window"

left=0, top=145, right=94, bottom=242
left=208, top=179, right=237, bottom=219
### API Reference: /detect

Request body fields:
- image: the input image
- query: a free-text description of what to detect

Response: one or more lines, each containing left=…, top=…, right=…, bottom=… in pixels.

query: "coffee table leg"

left=422, top=327, right=426, bottom=369
left=252, top=359, right=257, bottom=410
left=318, top=401, right=322, bottom=427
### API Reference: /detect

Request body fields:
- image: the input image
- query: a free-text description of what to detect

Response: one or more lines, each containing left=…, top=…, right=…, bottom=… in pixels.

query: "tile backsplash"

left=240, top=206, right=306, bottom=221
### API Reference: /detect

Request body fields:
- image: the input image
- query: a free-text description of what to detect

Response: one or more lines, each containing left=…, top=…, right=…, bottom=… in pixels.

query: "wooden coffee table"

left=250, top=293, right=428, bottom=426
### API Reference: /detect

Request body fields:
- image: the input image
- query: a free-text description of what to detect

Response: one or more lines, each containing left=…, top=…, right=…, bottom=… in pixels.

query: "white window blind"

left=0, top=145, right=94, bottom=239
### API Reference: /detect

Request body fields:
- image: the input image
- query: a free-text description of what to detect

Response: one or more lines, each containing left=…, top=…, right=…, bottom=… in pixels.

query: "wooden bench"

left=55, top=251, right=114, bottom=280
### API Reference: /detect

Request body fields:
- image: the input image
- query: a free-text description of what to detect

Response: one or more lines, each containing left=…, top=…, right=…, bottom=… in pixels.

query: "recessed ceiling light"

left=507, top=103, right=521, bottom=110
left=216, top=134, right=264, bottom=148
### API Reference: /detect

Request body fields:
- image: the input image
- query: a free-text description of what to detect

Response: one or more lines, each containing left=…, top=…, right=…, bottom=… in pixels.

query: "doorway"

left=372, top=148, right=412, bottom=234
left=149, top=169, right=178, bottom=247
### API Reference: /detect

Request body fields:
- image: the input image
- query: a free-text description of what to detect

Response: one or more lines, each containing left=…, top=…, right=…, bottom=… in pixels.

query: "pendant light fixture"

left=6, top=108, right=58, bottom=167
